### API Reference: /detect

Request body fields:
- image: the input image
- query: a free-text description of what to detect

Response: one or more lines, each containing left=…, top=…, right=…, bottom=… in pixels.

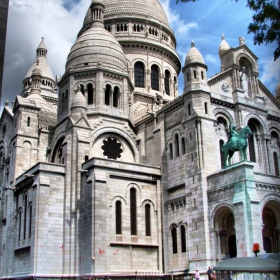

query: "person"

left=239, top=67, right=248, bottom=97
left=210, top=271, right=216, bottom=280
left=207, top=267, right=213, bottom=280
left=195, top=269, right=200, bottom=280
left=227, top=122, right=239, bottom=150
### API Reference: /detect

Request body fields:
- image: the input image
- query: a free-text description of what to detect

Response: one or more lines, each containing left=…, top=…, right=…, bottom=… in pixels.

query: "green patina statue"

left=222, top=122, right=253, bottom=168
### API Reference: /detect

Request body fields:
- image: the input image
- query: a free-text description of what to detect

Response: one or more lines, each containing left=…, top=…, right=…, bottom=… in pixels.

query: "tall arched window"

left=105, top=84, right=111, bottom=106
left=113, top=86, right=119, bottom=108
left=130, top=188, right=137, bottom=235
left=116, top=200, right=122, bottom=234
left=27, top=117, right=30, bottom=127
left=164, top=70, right=170, bottom=96
left=180, top=225, right=186, bottom=253
left=151, top=65, right=159, bottom=90
left=87, top=83, right=93, bottom=105
left=204, top=102, right=208, bottom=114
left=181, top=138, right=186, bottom=155
left=273, top=152, right=279, bottom=176
left=29, top=203, right=32, bottom=238
left=219, top=140, right=225, bottom=169
left=18, top=209, right=22, bottom=241
left=145, top=204, right=151, bottom=236
left=248, top=125, right=256, bottom=162
left=175, top=134, right=179, bottom=157
left=188, top=104, right=191, bottom=116
left=24, top=193, right=28, bottom=240
left=134, top=62, right=145, bottom=87
left=80, top=84, right=85, bottom=94
left=171, top=227, right=177, bottom=254
left=169, top=143, right=173, bottom=160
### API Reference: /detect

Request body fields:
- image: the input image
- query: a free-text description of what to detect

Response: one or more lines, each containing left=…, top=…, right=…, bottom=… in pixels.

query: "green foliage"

left=176, top=0, right=280, bottom=60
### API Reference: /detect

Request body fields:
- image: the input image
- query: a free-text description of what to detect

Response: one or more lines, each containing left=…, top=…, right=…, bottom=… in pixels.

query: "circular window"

left=101, top=137, right=123, bottom=159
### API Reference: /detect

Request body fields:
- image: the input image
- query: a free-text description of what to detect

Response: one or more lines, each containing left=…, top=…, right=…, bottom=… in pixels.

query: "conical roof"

left=25, top=38, right=55, bottom=82
left=219, top=34, right=230, bottom=56
left=185, top=41, right=205, bottom=65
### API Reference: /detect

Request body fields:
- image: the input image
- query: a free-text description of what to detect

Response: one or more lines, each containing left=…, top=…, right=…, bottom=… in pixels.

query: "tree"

left=176, top=0, right=280, bottom=60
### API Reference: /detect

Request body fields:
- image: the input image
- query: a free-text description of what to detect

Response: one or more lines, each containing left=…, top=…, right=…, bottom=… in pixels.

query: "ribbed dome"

left=219, top=34, right=230, bottom=56
left=82, top=0, right=169, bottom=28
left=66, top=26, right=127, bottom=73
left=26, top=93, right=56, bottom=114
left=185, top=41, right=205, bottom=65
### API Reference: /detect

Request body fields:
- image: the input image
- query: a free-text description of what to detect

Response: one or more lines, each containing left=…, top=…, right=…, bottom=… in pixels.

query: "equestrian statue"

left=222, top=122, right=253, bottom=168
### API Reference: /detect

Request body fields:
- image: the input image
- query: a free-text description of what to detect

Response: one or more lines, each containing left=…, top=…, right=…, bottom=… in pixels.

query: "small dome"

left=26, top=93, right=56, bottom=114
left=219, top=34, right=230, bottom=56
left=66, top=26, right=127, bottom=74
left=71, top=89, right=87, bottom=109
left=276, top=81, right=280, bottom=100
left=185, top=41, right=205, bottom=65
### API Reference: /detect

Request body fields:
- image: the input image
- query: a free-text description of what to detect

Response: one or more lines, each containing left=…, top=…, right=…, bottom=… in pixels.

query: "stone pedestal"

left=228, top=162, right=263, bottom=257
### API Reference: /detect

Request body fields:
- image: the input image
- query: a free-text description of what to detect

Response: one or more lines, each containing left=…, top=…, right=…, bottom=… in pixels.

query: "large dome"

left=66, top=25, right=127, bottom=74
left=83, top=0, right=169, bottom=28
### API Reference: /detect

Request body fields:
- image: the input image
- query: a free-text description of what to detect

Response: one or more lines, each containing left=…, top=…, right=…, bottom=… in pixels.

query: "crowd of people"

left=194, top=267, right=216, bottom=280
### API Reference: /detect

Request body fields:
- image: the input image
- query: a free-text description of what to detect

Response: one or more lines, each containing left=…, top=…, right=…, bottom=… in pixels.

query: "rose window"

left=101, top=137, right=123, bottom=159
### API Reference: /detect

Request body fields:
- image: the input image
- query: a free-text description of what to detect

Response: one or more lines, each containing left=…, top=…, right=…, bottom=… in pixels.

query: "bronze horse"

left=222, top=126, right=253, bottom=168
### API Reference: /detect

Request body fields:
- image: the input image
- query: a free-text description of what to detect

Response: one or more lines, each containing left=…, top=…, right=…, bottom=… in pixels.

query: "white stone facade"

left=0, top=0, right=280, bottom=279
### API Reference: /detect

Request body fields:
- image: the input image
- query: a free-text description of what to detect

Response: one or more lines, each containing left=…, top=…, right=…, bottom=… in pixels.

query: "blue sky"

left=1, top=0, right=279, bottom=108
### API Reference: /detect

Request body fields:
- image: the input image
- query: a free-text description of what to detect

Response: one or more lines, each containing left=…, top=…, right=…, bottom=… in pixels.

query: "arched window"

left=204, top=102, right=208, bottom=114
left=27, top=117, right=30, bottom=127
left=151, top=65, right=159, bottom=90
left=273, top=152, right=279, bottom=176
left=130, top=188, right=137, bottom=235
left=194, top=70, right=197, bottom=79
left=201, top=71, right=204, bottom=80
left=116, top=200, right=122, bottom=234
left=181, top=137, right=186, bottom=155
left=145, top=204, right=151, bottom=236
left=188, top=104, right=191, bottom=116
left=134, top=62, right=145, bottom=88
left=24, top=193, right=28, bottom=239
left=187, top=73, right=190, bottom=81
left=171, top=227, right=177, bottom=254
left=180, top=225, right=186, bottom=253
left=18, top=209, right=22, bottom=241
left=248, top=125, right=256, bottom=162
left=113, top=86, right=119, bottom=108
left=169, top=143, right=173, bottom=160
left=80, top=84, right=85, bottom=94
left=29, top=203, right=32, bottom=238
left=87, top=83, right=93, bottom=105
left=105, top=84, right=111, bottom=106
left=219, top=140, right=225, bottom=169
left=164, top=70, right=170, bottom=96
left=175, top=134, right=179, bottom=157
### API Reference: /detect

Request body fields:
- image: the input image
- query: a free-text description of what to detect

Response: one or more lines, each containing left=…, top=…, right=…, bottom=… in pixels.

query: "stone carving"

left=222, top=122, right=253, bottom=167
left=239, top=67, right=249, bottom=97
left=239, top=36, right=245, bottom=45
left=222, top=83, right=229, bottom=92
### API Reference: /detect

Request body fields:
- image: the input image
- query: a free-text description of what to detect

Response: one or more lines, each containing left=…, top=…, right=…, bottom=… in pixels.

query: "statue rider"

left=227, top=122, right=238, bottom=150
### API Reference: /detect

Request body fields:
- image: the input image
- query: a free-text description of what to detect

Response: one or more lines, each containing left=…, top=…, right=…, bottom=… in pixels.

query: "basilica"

left=0, top=0, right=280, bottom=278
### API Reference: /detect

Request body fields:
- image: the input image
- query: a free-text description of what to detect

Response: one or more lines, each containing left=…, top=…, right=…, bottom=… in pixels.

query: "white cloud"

left=2, top=0, right=89, bottom=105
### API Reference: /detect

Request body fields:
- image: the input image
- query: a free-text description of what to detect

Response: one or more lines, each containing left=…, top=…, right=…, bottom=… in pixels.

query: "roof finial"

left=191, top=41, right=195, bottom=48
left=221, top=33, right=225, bottom=40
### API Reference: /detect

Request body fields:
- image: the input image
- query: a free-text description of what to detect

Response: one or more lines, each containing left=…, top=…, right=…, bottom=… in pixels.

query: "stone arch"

left=213, top=107, right=233, bottom=124
left=210, top=203, right=234, bottom=229
left=111, top=195, right=127, bottom=207
left=141, top=198, right=155, bottom=210
left=51, top=135, right=67, bottom=164
left=244, top=114, right=267, bottom=134
left=236, top=53, right=257, bottom=72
